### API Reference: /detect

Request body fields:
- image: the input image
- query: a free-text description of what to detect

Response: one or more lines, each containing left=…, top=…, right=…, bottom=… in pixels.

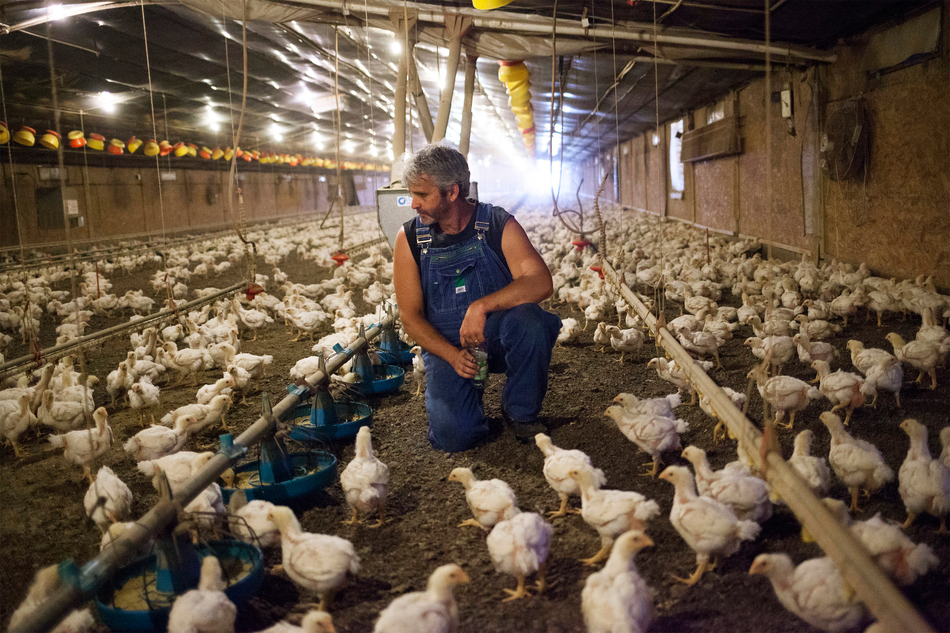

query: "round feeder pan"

left=289, top=402, right=373, bottom=443
left=220, top=450, right=338, bottom=505
left=95, top=540, right=263, bottom=632
left=352, top=364, right=405, bottom=396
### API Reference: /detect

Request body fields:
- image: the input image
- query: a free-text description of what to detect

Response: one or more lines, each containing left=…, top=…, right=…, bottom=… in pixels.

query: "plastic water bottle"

left=470, top=344, right=489, bottom=390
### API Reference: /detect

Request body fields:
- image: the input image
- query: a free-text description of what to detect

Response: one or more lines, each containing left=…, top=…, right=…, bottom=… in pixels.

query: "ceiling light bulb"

left=389, top=40, right=402, bottom=55
left=48, top=4, right=68, bottom=21
left=95, top=91, right=117, bottom=114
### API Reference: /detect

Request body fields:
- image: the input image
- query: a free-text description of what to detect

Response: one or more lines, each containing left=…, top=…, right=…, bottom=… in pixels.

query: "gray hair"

left=402, top=144, right=470, bottom=199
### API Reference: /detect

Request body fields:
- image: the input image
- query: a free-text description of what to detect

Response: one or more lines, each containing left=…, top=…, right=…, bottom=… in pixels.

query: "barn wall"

left=585, top=1, right=950, bottom=287
left=1, top=163, right=377, bottom=248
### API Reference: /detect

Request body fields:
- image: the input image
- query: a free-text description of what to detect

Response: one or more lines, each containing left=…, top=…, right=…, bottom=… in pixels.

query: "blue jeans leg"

left=423, top=351, right=489, bottom=453
left=484, top=303, right=561, bottom=423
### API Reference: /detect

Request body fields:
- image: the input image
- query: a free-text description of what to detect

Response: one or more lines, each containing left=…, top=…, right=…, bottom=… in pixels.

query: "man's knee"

left=501, top=304, right=560, bottom=346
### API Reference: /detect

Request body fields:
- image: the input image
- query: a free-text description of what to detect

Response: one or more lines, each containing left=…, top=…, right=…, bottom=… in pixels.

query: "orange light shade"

left=107, top=138, right=125, bottom=155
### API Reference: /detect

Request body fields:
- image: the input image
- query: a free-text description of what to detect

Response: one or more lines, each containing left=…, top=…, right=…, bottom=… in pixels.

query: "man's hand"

left=459, top=301, right=487, bottom=349
left=450, top=347, right=478, bottom=379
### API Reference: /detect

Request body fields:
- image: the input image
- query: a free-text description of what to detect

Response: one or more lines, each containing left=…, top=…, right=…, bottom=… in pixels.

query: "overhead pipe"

left=0, top=282, right=245, bottom=380
left=290, top=0, right=837, bottom=64
left=458, top=54, right=477, bottom=158
left=598, top=259, right=934, bottom=633
left=431, top=15, right=471, bottom=144
left=8, top=309, right=398, bottom=633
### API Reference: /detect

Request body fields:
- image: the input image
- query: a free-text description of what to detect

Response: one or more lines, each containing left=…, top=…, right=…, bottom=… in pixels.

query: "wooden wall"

left=0, top=163, right=384, bottom=248
left=581, top=1, right=950, bottom=287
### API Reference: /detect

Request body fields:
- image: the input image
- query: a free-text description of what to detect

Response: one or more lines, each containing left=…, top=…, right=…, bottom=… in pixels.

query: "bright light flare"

left=389, top=40, right=402, bottom=55
left=94, top=91, right=118, bottom=114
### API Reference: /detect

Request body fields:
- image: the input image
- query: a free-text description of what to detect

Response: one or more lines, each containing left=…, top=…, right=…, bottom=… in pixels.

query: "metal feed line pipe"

left=0, top=282, right=245, bottom=380
left=8, top=310, right=397, bottom=633
left=599, top=260, right=933, bottom=633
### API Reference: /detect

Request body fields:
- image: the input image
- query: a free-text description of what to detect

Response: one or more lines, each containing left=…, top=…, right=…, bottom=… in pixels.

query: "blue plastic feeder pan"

left=353, top=364, right=405, bottom=396
left=219, top=450, right=338, bottom=505
left=288, top=401, right=373, bottom=443
left=377, top=340, right=414, bottom=366
left=95, top=540, right=263, bottom=632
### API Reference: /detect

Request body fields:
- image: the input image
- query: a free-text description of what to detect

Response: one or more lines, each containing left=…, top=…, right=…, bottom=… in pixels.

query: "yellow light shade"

left=508, top=94, right=531, bottom=108
left=39, top=130, right=61, bottom=150
left=14, top=126, right=36, bottom=147
left=143, top=139, right=159, bottom=156
left=0, top=122, right=9, bottom=144
left=173, top=142, right=188, bottom=157
left=87, top=133, right=105, bottom=151
left=507, top=83, right=531, bottom=102
left=497, top=62, right=528, bottom=84
left=473, top=0, right=515, bottom=9
left=515, top=113, right=534, bottom=127
left=211, top=147, right=224, bottom=160
left=127, top=137, right=142, bottom=154
left=510, top=104, right=533, bottom=115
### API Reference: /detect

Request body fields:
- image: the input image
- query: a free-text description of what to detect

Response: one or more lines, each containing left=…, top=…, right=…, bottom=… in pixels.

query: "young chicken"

left=409, top=345, right=425, bottom=396
left=941, top=427, right=950, bottom=469
left=167, top=556, right=237, bottom=633
left=557, top=317, right=580, bottom=346
left=781, top=430, right=832, bottom=505
left=535, top=433, right=606, bottom=518
left=792, top=331, right=836, bottom=366
left=48, top=407, right=113, bottom=483
left=228, top=491, right=281, bottom=548
left=340, top=426, right=390, bottom=527
left=821, top=498, right=939, bottom=586
left=885, top=332, right=940, bottom=390
left=258, top=610, right=335, bottom=633
left=8, top=565, right=96, bottom=633
left=680, top=446, right=772, bottom=523
left=594, top=322, right=613, bottom=352
left=604, top=405, right=688, bottom=477
left=581, top=530, right=655, bottom=633
left=447, top=467, right=518, bottom=530
left=84, top=465, right=133, bottom=531
left=123, top=416, right=195, bottom=461
left=1, top=391, right=36, bottom=457
left=658, top=466, right=760, bottom=586
left=129, top=375, right=161, bottom=426
left=647, top=358, right=709, bottom=405
left=105, top=361, right=132, bottom=408
left=37, top=390, right=86, bottom=432
left=747, top=364, right=821, bottom=430
left=486, top=507, right=553, bottom=601
left=812, top=360, right=866, bottom=426
left=897, top=419, right=950, bottom=531
left=675, top=326, right=724, bottom=370
left=267, top=505, right=360, bottom=611
left=748, top=554, right=867, bottom=632
left=606, top=325, right=645, bottom=363
left=138, top=450, right=215, bottom=493
left=373, top=564, right=469, bottom=633
left=612, top=392, right=681, bottom=419
left=196, top=373, right=236, bottom=405
left=226, top=364, right=253, bottom=404
left=744, top=336, right=795, bottom=375
left=569, top=467, right=661, bottom=566
left=819, top=412, right=894, bottom=512
left=162, top=394, right=233, bottom=435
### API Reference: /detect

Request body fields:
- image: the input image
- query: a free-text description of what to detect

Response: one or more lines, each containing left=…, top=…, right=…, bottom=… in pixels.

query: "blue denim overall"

left=417, top=202, right=561, bottom=452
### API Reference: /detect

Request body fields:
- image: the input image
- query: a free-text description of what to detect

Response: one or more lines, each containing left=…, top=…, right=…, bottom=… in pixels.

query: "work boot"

left=513, top=420, right=548, bottom=443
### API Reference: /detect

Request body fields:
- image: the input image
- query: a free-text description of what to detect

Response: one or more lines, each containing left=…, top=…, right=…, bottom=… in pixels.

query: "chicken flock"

left=2, top=203, right=949, bottom=632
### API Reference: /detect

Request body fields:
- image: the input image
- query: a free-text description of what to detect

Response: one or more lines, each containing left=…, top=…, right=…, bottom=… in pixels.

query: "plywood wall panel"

left=694, top=157, right=735, bottom=232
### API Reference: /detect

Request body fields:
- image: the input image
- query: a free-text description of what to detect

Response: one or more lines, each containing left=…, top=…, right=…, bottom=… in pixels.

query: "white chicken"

left=167, top=556, right=237, bottom=633
left=1, top=392, right=37, bottom=457
left=680, top=446, right=772, bottom=523
left=748, top=554, right=867, bottom=632
left=129, top=375, right=161, bottom=426
left=162, top=394, right=232, bottom=435
left=7, top=565, right=96, bottom=633
left=782, top=430, right=832, bottom=504
left=409, top=345, right=425, bottom=396
left=941, top=427, right=950, bottom=469
left=658, top=466, right=760, bottom=586
left=792, top=331, right=836, bottom=366
left=557, top=317, right=581, bottom=346
left=123, top=416, right=194, bottom=461
left=105, top=361, right=132, bottom=407
left=267, top=505, right=360, bottom=611
left=819, top=412, right=894, bottom=512
left=612, top=392, right=681, bottom=419
left=83, top=465, right=133, bottom=531
left=372, top=564, right=469, bottom=633
left=647, top=358, right=708, bottom=405
left=534, top=433, right=606, bottom=518
left=812, top=360, right=866, bottom=426
left=675, top=326, right=724, bottom=370
left=447, top=467, right=518, bottom=530
left=232, top=296, right=274, bottom=341
left=581, top=530, right=655, bottom=633
left=485, top=507, right=553, bottom=601
left=228, top=492, right=281, bottom=548
left=747, top=364, right=821, bottom=430
left=861, top=357, right=903, bottom=408
left=197, top=373, right=236, bottom=405
left=821, top=498, right=939, bottom=586
left=258, top=610, right=335, bottom=633
left=137, top=450, right=215, bottom=493
left=36, top=390, right=87, bottom=433
left=340, top=426, right=390, bottom=527
left=606, top=325, right=645, bottom=363
left=897, top=419, right=950, bottom=531
left=569, top=467, right=661, bottom=566
left=885, top=332, right=940, bottom=390
left=604, top=405, right=687, bottom=477
left=744, top=336, right=795, bottom=375
left=48, top=407, right=113, bottom=483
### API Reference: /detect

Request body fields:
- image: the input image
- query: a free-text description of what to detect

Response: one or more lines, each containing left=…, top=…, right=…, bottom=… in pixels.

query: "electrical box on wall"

left=781, top=85, right=794, bottom=119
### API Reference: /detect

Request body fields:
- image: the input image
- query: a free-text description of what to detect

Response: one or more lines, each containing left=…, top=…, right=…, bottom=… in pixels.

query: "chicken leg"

left=547, top=493, right=572, bottom=519
left=848, top=486, right=863, bottom=513
left=502, top=574, right=530, bottom=602
left=579, top=537, right=612, bottom=566
left=671, top=555, right=710, bottom=586
left=900, top=511, right=916, bottom=530
left=639, top=458, right=660, bottom=478
left=342, top=507, right=362, bottom=526
left=457, top=518, right=488, bottom=530
left=534, top=562, right=550, bottom=594
left=369, top=505, right=387, bottom=529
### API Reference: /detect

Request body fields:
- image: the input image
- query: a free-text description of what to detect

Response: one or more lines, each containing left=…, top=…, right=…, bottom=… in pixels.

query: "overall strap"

left=415, top=221, right=432, bottom=255
left=474, top=202, right=491, bottom=240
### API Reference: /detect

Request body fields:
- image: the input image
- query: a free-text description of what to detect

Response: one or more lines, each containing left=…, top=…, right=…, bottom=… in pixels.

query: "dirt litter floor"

left=2, top=245, right=949, bottom=632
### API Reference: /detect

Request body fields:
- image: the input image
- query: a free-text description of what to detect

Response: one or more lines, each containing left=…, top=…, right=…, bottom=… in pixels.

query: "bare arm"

left=392, top=227, right=478, bottom=378
left=458, top=217, right=554, bottom=348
